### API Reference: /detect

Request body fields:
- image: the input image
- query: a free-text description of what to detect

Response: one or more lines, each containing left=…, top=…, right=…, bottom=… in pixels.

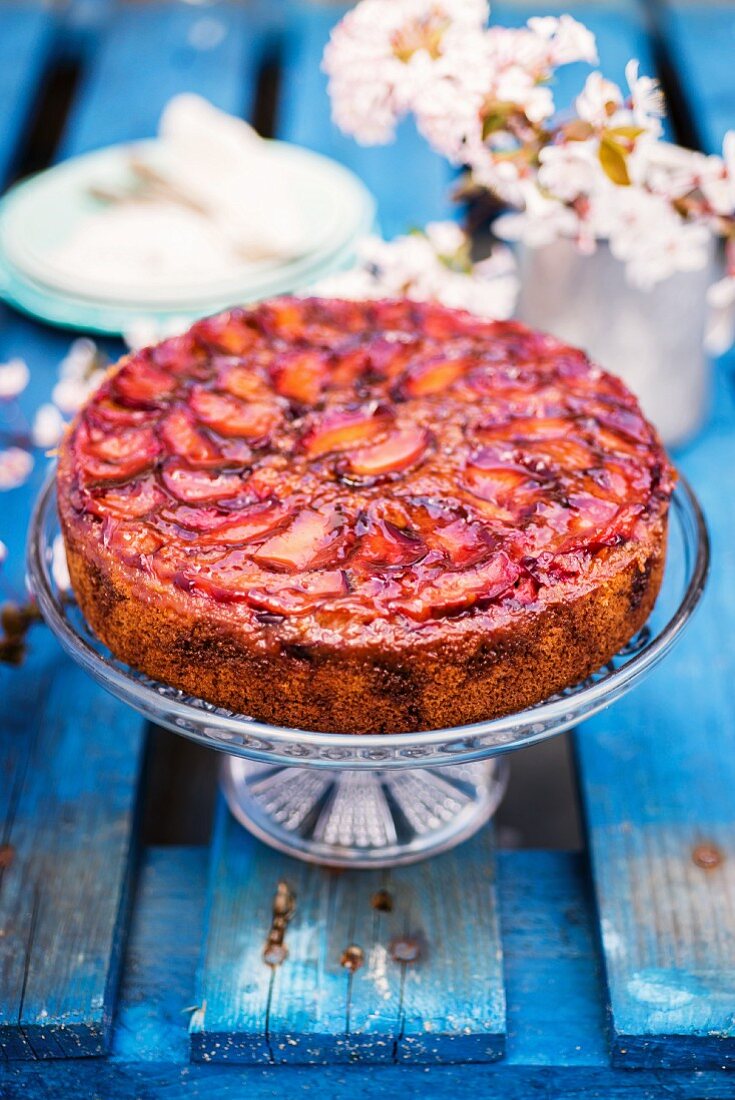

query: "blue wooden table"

left=0, top=2, right=734, bottom=1096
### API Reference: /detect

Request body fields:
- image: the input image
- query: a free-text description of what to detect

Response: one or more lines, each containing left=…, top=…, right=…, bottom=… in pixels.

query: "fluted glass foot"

left=221, top=755, right=509, bottom=867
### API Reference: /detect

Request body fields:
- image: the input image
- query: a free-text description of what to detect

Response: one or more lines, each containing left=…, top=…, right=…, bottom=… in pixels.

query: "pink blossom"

left=625, top=60, right=665, bottom=136
left=0, top=358, right=30, bottom=400
left=0, top=447, right=33, bottom=490
left=576, top=72, right=623, bottom=127
left=310, top=224, right=518, bottom=319
left=527, top=14, right=598, bottom=66
left=32, top=403, right=66, bottom=449
left=323, top=0, right=488, bottom=144
left=538, top=142, right=600, bottom=202
left=606, top=188, right=710, bottom=289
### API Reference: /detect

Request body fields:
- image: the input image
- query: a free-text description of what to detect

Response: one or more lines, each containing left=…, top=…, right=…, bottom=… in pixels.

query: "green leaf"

left=599, top=136, right=631, bottom=186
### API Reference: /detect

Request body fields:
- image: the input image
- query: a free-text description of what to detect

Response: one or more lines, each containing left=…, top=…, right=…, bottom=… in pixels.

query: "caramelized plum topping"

left=399, top=356, right=467, bottom=397
left=246, top=570, right=349, bottom=615
left=69, top=297, right=673, bottom=624
left=190, top=388, right=280, bottom=441
left=79, top=424, right=160, bottom=482
left=392, top=552, right=521, bottom=621
left=112, top=358, right=177, bottom=407
left=85, top=477, right=165, bottom=519
left=197, top=504, right=290, bottom=546
left=252, top=510, right=345, bottom=572
left=161, top=407, right=222, bottom=465
left=301, top=405, right=392, bottom=458
left=272, top=350, right=327, bottom=405
left=346, top=427, right=429, bottom=479
left=161, top=462, right=245, bottom=503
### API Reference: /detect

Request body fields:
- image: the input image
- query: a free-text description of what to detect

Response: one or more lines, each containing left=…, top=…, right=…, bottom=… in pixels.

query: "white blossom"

left=538, top=141, right=601, bottom=202
left=59, top=337, right=98, bottom=380
left=424, top=219, right=466, bottom=254
left=0, top=539, right=7, bottom=565
left=697, top=132, right=735, bottom=217
left=576, top=72, right=623, bottom=127
left=323, top=0, right=488, bottom=144
left=0, top=358, right=30, bottom=400
left=527, top=14, right=598, bottom=66
left=606, top=188, right=711, bottom=289
left=625, top=60, right=665, bottom=136
left=52, top=377, right=96, bottom=416
left=495, top=185, right=581, bottom=248
left=0, top=447, right=33, bottom=490
left=32, top=403, right=66, bottom=449
left=310, top=225, right=518, bottom=319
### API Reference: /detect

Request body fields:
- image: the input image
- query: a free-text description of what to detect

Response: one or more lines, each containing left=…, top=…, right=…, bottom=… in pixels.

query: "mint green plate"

left=0, top=141, right=375, bottom=334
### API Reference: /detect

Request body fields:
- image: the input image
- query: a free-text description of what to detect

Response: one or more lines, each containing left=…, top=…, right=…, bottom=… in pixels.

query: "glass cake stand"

left=28, top=474, right=709, bottom=867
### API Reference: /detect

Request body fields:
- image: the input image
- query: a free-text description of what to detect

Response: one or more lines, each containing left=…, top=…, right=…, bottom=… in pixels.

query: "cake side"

left=60, top=473, right=666, bottom=734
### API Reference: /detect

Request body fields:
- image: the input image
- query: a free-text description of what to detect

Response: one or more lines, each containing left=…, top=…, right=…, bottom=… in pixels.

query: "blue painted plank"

left=573, top=4, right=735, bottom=1070
left=61, top=1, right=265, bottom=156
left=277, top=3, right=455, bottom=238
left=575, top=291, right=735, bottom=1072
left=0, top=0, right=265, bottom=1059
left=191, top=805, right=505, bottom=1064
left=0, top=5, right=56, bottom=187
left=2, top=847, right=735, bottom=1094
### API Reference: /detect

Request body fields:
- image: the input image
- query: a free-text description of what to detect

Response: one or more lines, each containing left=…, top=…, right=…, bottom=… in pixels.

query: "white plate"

left=0, top=140, right=375, bottom=308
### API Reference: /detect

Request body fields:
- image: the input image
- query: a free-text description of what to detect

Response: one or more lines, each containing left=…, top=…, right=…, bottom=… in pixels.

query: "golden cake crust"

left=57, top=297, right=674, bottom=734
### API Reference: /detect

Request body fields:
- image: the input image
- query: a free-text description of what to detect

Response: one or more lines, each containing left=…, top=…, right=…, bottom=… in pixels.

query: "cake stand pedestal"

left=221, top=755, right=509, bottom=867
left=29, top=474, right=708, bottom=868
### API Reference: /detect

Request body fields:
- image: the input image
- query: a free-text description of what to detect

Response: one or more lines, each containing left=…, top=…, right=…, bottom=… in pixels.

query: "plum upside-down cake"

left=57, top=297, right=674, bottom=733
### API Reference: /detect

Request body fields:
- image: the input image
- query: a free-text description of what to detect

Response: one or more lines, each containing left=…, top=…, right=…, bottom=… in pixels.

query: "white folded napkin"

left=50, top=94, right=309, bottom=295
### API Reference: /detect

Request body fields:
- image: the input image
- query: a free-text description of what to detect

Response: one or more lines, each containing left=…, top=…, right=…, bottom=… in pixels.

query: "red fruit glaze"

left=65, top=297, right=675, bottom=633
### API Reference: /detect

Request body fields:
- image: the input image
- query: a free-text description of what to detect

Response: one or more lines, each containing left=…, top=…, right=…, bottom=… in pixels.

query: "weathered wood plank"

left=190, top=805, right=505, bottom=1064
left=277, top=3, right=455, bottom=238
left=573, top=3, right=735, bottom=1069
left=61, top=0, right=262, bottom=157
left=0, top=0, right=266, bottom=1059
left=2, top=847, right=735, bottom=1094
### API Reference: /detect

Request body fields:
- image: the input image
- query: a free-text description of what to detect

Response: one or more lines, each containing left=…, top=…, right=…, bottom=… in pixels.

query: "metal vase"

left=515, top=238, right=717, bottom=449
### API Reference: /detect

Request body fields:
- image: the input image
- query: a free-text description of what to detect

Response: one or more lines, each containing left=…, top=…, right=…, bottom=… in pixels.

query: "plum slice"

left=426, top=518, right=491, bottom=567
left=346, top=427, right=429, bottom=479
left=272, top=349, right=328, bottom=405
left=252, top=509, right=344, bottom=572
left=112, top=359, right=177, bottom=408
left=400, top=356, right=467, bottom=398
left=393, top=551, right=521, bottom=620
left=246, top=570, right=349, bottom=615
left=190, top=387, right=280, bottom=441
left=161, top=461, right=245, bottom=503
left=86, top=477, right=165, bottom=519
left=301, top=405, right=392, bottom=458
left=161, top=407, right=222, bottom=465
left=79, top=424, right=160, bottom=481
left=352, top=508, right=427, bottom=570
left=197, top=504, right=290, bottom=546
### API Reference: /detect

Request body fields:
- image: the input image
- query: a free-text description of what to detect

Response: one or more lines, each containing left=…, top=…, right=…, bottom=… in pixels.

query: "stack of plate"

left=0, top=140, right=375, bottom=336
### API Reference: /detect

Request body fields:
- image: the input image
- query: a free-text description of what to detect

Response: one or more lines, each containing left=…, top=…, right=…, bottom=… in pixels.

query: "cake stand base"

left=221, top=755, right=509, bottom=868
